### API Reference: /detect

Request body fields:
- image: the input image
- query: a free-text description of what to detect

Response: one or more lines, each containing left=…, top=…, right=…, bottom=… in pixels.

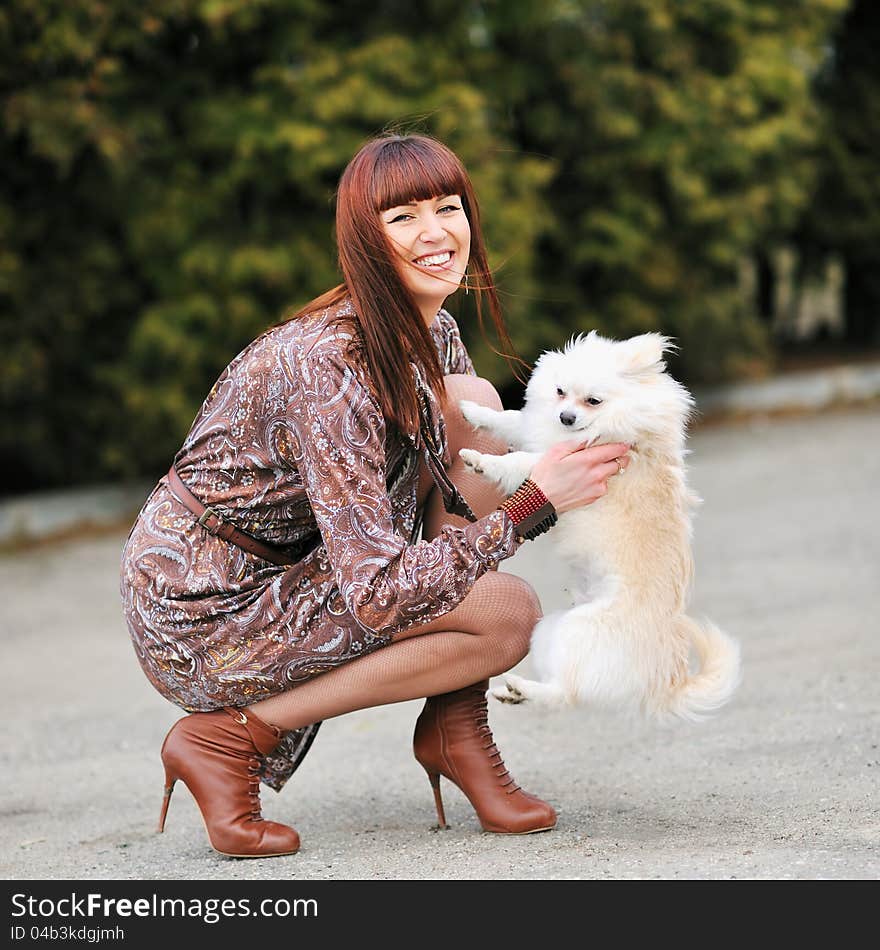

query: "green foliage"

left=0, top=1, right=549, bottom=487
left=0, top=0, right=854, bottom=490
left=477, top=0, right=848, bottom=381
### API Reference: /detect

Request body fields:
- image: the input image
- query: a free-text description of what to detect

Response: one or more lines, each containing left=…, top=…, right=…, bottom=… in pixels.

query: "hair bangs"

left=371, top=138, right=469, bottom=212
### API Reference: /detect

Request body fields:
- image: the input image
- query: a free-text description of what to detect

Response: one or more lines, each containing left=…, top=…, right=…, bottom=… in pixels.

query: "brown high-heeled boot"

left=413, top=680, right=557, bottom=834
left=157, top=706, right=300, bottom=858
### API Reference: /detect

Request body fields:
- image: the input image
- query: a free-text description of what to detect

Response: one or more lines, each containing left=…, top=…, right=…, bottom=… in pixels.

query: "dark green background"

left=2, top=0, right=876, bottom=491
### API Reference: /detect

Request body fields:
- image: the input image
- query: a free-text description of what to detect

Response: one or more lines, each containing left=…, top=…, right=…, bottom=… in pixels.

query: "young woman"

left=120, top=133, right=631, bottom=857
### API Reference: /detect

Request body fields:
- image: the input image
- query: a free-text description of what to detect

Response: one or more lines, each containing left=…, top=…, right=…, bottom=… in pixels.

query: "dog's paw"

left=490, top=678, right=527, bottom=705
left=458, top=448, right=485, bottom=474
left=458, top=399, right=498, bottom=429
left=459, top=399, right=485, bottom=429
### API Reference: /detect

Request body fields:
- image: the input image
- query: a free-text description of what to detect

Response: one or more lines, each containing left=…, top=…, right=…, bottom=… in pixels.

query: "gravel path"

left=1, top=406, right=878, bottom=880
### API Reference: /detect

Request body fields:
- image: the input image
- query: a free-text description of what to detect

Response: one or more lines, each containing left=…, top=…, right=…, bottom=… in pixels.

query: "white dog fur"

left=459, top=330, right=741, bottom=721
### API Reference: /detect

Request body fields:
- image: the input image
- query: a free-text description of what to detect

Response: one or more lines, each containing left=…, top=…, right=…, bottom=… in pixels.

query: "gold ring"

left=616, top=458, right=624, bottom=476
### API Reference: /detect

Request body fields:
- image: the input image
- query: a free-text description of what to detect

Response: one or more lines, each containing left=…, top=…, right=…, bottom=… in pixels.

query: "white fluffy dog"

left=460, top=331, right=741, bottom=721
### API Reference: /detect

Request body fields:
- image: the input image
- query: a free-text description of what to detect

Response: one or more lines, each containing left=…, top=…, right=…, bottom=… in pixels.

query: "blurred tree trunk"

left=797, top=0, right=880, bottom=346
left=843, top=251, right=880, bottom=345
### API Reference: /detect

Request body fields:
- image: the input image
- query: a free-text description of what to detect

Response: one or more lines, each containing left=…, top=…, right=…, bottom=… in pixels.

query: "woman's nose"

left=419, top=216, right=445, bottom=242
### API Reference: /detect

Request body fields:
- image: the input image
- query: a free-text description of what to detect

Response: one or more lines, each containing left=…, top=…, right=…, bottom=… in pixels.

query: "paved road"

left=1, top=406, right=878, bottom=880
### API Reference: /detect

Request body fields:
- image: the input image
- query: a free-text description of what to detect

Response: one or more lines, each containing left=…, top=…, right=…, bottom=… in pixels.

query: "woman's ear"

left=619, top=333, right=675, bottom=375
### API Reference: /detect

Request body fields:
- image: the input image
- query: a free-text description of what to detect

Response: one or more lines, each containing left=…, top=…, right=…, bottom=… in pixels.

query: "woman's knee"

left=442, top=374, right=503, bottom=422
left=441, top=375, right=506, bottom=459
left=472, top=571, right=541, bottom=664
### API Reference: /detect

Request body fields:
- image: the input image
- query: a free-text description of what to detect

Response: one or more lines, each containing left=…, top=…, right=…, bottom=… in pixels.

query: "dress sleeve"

left=287, top=339, right=519, bottom=636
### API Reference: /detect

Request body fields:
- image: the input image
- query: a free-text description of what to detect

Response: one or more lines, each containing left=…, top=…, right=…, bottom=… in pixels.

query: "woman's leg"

left=245, top=375, right=554, bottom=835
left=420, top=373, right=511, bottom=535
left=248, top=571, right=537, bottom=730
left=411, top=376, right=554, bottom=833
left=247, top=374, right=538, bottom=733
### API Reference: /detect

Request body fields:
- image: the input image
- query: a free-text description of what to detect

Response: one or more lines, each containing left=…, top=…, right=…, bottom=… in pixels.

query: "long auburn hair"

left=289, top=133, right=522, bottom=436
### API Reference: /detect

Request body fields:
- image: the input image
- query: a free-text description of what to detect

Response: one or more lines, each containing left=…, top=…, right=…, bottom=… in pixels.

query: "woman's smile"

left=413, top=249, right=454, bottom=268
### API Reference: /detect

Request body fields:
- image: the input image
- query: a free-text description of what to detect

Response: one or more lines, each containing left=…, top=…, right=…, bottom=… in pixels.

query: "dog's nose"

left=559, top=410, right=577, bottom=426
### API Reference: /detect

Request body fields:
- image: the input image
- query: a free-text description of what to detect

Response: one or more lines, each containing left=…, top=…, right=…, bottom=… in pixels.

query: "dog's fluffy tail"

left=654, top=617, right=742, bottom=722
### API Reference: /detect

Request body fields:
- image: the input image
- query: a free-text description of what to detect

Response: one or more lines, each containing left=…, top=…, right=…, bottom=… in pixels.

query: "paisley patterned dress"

left=120, top=299, right=521, bottom=790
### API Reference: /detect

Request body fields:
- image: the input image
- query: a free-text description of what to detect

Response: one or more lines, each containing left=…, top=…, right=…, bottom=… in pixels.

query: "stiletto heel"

left=413, top=681, right=556, bottom=835
left=157, top=771, right=176, bottom=833
left=157, top=708, right=300, bottom=857
left=424, top=769, right=447, bottom=828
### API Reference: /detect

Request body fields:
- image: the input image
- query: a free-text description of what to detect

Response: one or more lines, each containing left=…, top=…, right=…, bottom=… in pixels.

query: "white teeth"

left=416, top=251, right=452, bottom=267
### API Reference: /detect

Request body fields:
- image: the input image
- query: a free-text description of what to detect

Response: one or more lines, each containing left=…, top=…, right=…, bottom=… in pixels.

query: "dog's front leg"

left=459, top=449, right=540, bottom=494
left=459, top=401, right=528, bottom=450
left=490, top=674, right=567, bottom=708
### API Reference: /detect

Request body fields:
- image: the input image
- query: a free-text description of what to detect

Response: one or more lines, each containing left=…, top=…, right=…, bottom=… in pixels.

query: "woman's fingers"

left=547, top=438, right=586, bottom=459
left=583, top=441, right=631, bottom=464
left=553, top=438, right=630, bottom=458
left=583, top=445, right=630, bottom=497
left=532, top=440, right=632, bottom=512
left=599, top=457, right=627, bottom=482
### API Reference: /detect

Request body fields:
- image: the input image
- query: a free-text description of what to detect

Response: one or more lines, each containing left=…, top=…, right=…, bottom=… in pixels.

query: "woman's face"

left=381, top=194, right=471, bottom=322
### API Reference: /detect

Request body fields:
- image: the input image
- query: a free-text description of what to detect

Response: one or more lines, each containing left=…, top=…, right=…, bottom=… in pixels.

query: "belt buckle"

left=197, top=507, right=224, bottom=536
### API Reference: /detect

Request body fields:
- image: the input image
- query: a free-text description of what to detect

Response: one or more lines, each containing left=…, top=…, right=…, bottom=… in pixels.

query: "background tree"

left=795, top=0, right=880, bottom=346
left=478, top=0, right=848, bottom=382
left=0, top=0, right=549, bottom=489
left=0, top=0, right=859, bottom=493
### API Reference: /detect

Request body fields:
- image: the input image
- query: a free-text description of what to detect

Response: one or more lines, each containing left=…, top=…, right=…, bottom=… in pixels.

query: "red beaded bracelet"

left=499, top=478, right=558, bottom=541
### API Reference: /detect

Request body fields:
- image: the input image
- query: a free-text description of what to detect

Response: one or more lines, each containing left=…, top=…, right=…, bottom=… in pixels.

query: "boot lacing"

left=246, top=759, right=264, bottom=822
left=227, top=707, right=270, bottom=823
left=471, top=693, right=521, bottom=795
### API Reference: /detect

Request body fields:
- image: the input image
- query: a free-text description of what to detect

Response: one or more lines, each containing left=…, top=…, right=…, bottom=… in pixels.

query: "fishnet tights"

left=248, top=375, right=541, bottom=732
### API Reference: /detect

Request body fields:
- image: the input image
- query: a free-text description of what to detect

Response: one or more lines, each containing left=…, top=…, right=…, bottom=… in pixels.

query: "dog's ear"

left=532, top=347, right=566, bottom=374
left=619, top=333, right=675, bottom=376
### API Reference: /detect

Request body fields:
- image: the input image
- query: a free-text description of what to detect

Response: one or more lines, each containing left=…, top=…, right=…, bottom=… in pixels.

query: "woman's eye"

left=556, top=387, right=565, bottom=397
left=585, top=397, right=603, bottom=406
left=438, top=204, right=461, bottom=214
left=388, top=213, right=412, bottom=223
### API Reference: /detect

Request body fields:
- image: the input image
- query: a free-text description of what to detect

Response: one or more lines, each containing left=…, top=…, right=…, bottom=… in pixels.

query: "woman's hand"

left=529, top=440, right=631, bottom=514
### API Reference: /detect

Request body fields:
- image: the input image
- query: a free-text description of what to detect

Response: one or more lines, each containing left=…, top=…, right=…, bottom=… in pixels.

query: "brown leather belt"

left=166, top=466, right=297, bottom=567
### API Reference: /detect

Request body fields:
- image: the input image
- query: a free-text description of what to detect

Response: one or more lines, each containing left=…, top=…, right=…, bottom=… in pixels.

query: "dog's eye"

left=585, top=397, right=603, bottom=407
left=556, top=387, right=565, bottom=397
